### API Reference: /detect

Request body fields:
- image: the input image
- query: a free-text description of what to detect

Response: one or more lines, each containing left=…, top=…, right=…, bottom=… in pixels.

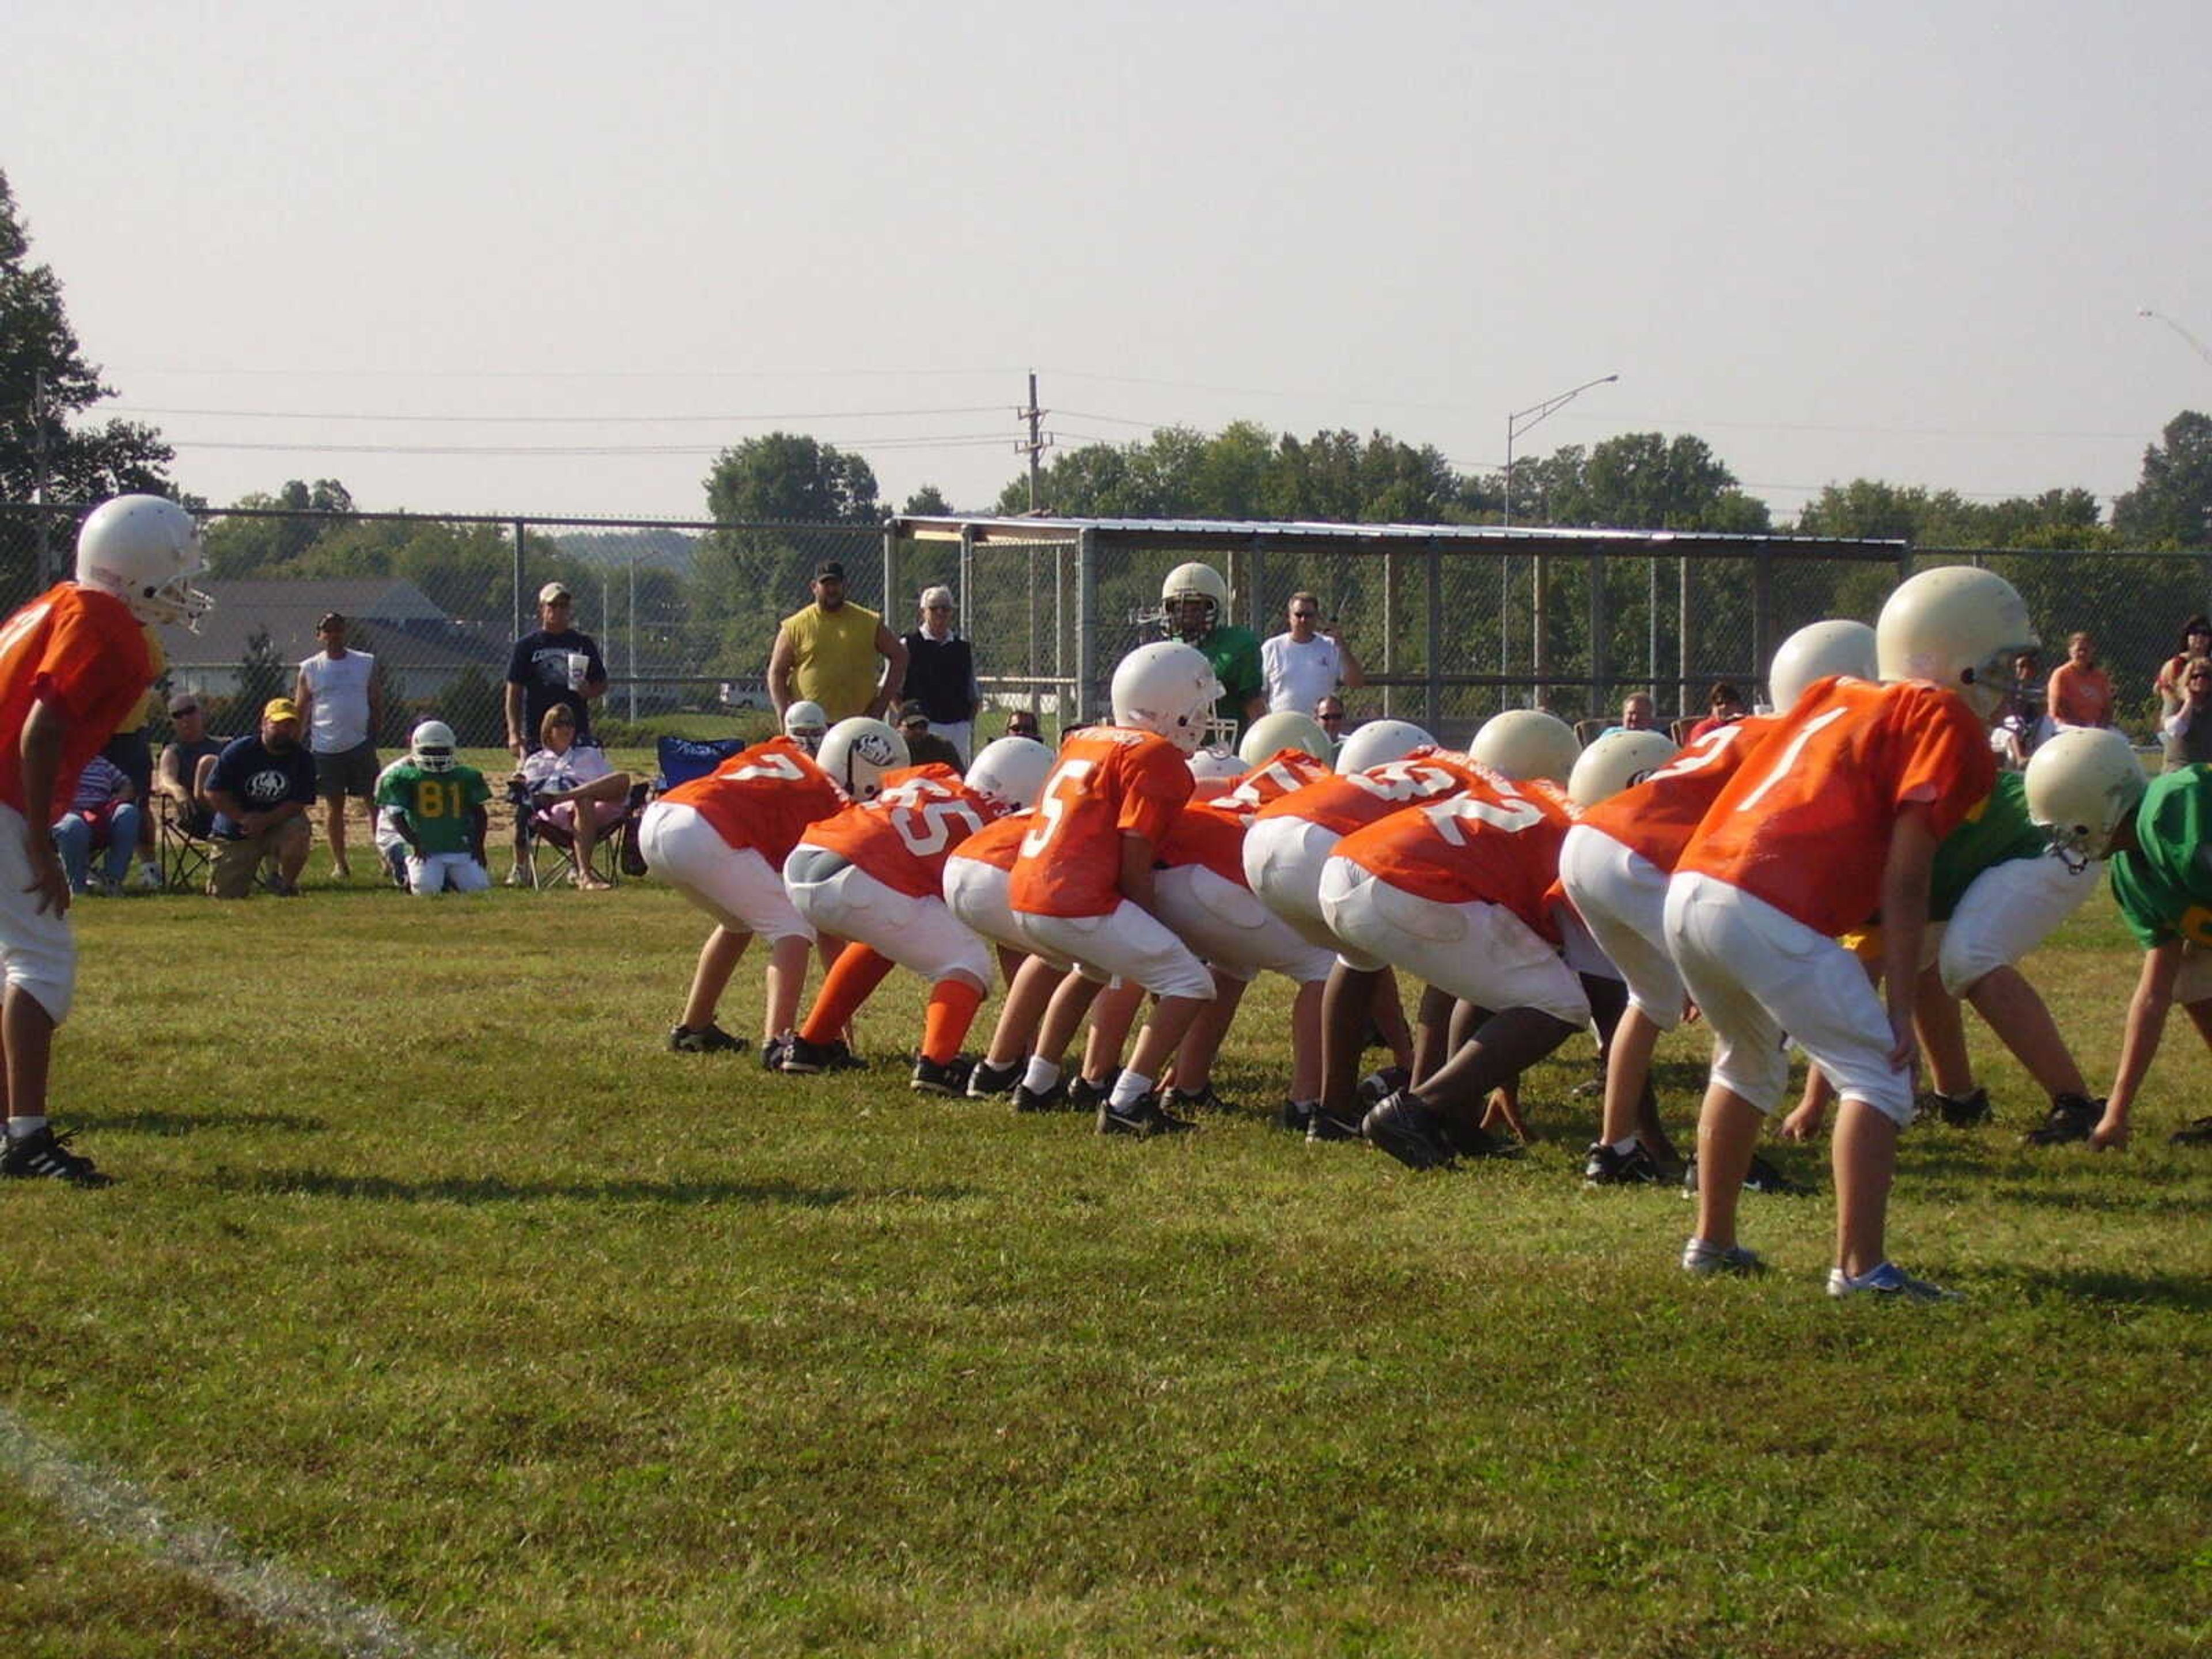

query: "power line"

left=164, top=431, right=1017, bottom=458
left=108, top=403, right=1007, bottom=425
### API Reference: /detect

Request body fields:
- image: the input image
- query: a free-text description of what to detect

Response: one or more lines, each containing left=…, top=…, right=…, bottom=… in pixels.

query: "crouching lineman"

left=2, top=496, right=199, bottom=1185
left=783, top=737, right=1052, bottom=1093
left=1664, top=566, right=2032, bottom=1298
left=1006, top=642, right=1224, bottom=1137
left=375, top=721, right=492, bottom=894
left=642, top=718, right=903, bottom=1065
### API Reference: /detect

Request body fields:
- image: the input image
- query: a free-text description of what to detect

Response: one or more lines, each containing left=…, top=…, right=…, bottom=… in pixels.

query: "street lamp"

left=1502, top=373, right=1618, bottom=529
left=2139, top=306, right=2212, bottom=370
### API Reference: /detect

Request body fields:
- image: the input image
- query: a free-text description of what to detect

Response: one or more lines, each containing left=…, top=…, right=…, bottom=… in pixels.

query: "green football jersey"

left=1194, top=623, right=1264, bottom=734
left=376, top=762, right=491, bottom=858
left=2107, top=766, right=2212, bottom=948
left=1928, top=771, right=2047, bottom=922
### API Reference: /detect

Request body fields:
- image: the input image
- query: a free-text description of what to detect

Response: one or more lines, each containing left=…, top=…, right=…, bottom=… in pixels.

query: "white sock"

left=7, top=1115, right=48, bottom=1141
left=1022, top=1057, right=1062, bottom=1094
left=1108, top=1070, right=1154, bottom=1112
left=1609, top=1135, right=1639, bottom=1156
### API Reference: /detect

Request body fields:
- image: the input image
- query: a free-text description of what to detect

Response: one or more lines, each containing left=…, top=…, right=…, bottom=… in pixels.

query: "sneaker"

left=965, top=1059, right=1022, bottom=1099
left=1013, top=1079, right=1071, bottom=1113
left=1825, top=1261, right=1960, bottom=1302
left=1927, top=1086, right=1992, bottom=1127
left=2171, top=1115, right=2212, bottom=1147
left=1066, top=1074, right=1109, bottom=1111
left=1681, top=1236, right=1763, bottom=1275
left=1305, top=1106, right=1366, bottom=1144
left=1277, top=1100, right=1314, bottom=1135
left=1584, top=1141, right=1663, bottom=1187
left=1681, top=1153, right=1810, bottom=1196
left=668, top=1022, right=749, bottom=1055
left=1, top=1125, right=112, bottom=1187
left=1097, top=1094, right=1195, bottom=1138
left=132, top=861, right=162, bottom=892
left=505, top=863, right=532, bottom=888
left=2022, top=1093, right=2101, bottom=1146
left=1361, top=1092, right=1457, bottom=1170
left=761, top=1035, right=790, bottom=1074
left=1357, top=1066, right=1411, bottom=1108
left=911, top=1055, right=974, bottom=1096
left=781, top=1035, right=852, bottom=1075
left=1168, top=1084, right=1233, bottom=1115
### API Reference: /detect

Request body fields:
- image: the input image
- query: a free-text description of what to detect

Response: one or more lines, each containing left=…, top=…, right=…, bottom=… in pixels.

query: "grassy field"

left=2, top=873, right=2210, bottom=1657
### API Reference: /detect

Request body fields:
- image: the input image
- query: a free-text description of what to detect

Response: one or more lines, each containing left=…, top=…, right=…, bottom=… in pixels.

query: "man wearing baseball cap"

left=505, top=579, right=608, bottom=759
left=768, top=559, right=907, bottom=725
left=202, top=697, right=316, bottom=897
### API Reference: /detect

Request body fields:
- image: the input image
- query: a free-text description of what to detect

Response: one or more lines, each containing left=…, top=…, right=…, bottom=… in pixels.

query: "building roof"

left=158, top=578, right=474, bottom=665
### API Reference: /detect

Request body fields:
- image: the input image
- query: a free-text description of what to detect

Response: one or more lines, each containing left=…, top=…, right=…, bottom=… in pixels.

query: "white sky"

left=9, top=1, right=2210, bottom=525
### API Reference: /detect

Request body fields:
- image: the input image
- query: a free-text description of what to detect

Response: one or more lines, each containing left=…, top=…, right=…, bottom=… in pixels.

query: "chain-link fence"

left=9, top=502, right=2211, bottom=759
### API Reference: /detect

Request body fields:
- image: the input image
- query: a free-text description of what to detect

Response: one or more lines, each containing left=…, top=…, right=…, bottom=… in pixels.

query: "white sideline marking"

left=0, top=1404, right=472, bottom=1659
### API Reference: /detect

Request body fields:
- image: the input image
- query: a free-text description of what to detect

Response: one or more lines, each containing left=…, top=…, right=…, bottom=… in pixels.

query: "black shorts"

left=313, top=741, right=381, bottom=800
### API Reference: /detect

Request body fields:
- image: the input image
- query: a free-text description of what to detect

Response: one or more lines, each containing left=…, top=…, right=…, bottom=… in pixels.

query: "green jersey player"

left=374, top=721, right=491, bottom=895
left=1161, top=562, right=1264, bottom=739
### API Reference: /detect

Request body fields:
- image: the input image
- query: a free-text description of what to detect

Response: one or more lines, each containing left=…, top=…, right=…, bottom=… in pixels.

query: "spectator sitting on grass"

left=51, top=755, right=142, bottom=896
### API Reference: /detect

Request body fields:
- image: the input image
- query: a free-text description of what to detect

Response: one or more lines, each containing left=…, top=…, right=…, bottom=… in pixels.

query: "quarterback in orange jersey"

left=0, top=498, right=203, bottom=1187
left=1315, top=770, right=1605, bottom=1165
left=1662, top=568, right=2032, bottom=1299
left=638, top=719, right=901, bottom=1069
left=1006, top=642, right=1224, bottom=1137
left=784, top=740, right=1051, bottom=1094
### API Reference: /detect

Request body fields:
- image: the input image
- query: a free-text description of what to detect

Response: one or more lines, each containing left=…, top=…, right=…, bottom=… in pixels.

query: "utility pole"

left=1016, top=371, right=1051, bottom=513
left=29, top=369, right=53, bottom=586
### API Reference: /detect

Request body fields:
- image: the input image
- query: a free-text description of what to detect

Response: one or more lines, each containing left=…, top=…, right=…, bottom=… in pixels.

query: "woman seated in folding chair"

left=514, top=706, right=635, bottom=890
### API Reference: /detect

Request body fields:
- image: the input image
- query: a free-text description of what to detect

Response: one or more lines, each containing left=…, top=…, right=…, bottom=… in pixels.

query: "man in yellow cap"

left=202, top=698, right=317, bottom=897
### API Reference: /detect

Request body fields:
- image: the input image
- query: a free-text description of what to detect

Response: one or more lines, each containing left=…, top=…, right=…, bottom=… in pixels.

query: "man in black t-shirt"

left=505, top=581, right=608, bottom=757
left=203, top=699, right=317, bottom=896
left=156, top=692, right=226, bottom=839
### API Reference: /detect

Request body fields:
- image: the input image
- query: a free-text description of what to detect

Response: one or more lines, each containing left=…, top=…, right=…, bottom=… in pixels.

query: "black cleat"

left=1305, top=1106, right=1366, bottom=1144
left=781, top=1035, right=852, bottom=1075
left=1681, top=1153, right=1811, bottom=1196
left=761, top=1035, right=791, bottom=1074
left=668, top=1022, right=749, bottom=1055
left=2170, top=1114, right=2212, bottom=1147
left=2023, top=1093, right=2101, bottom=1146
left=1584, top=1141, right=1663, bottom=1187
left=1013, top=1079, right=1071, bottom=1113
left=965, top=1059, right=1022, bottom=1099
left=1361, top=1092, right=1457, bottom=1170
left=1357, top=1066, right=1411, bottom=1108
left=911, top=1055, right=974, bottom=1096
left=1097, top=1094, right=1194, bottom=1138
left=827, top=1045, right=868, bottom=1073
left=1277, top=1100, right=1315, bottom=1134
left=1168, top=1084, right=1233, bottom=1115
left=1066, top=1074, right=1109, bottom=1111
left=1917, top=1086, right=1992, bottom=1127
left=1, top=1125, right=112, bottom=1187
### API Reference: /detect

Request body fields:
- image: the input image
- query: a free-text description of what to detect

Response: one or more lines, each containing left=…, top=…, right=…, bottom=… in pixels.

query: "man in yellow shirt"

left=768, top=560, right=907, bottom=723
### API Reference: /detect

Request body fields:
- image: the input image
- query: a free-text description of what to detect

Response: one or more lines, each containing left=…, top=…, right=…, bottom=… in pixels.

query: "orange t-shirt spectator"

left=2046, top=632, right=2114, bottom=729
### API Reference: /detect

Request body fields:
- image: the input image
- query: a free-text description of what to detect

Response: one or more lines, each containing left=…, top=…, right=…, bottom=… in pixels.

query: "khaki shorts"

left=211, top=817, right=310, bottom=898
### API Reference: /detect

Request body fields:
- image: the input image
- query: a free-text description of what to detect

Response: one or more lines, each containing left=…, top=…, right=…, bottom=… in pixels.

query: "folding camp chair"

left=653, top=734, right=749, bottom=794
left=509, top=775, right=649, bottom=891
left=157, top=793, right=217, bottom=893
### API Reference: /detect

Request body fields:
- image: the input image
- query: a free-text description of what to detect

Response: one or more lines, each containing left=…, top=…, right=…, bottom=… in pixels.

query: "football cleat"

left=1356, top=1066, right=1412, bottom=1108
left=1681, top=1153, right=1810, bottom=1196
left=1, top=1125, right=112, bottom=1187
left=760, top=1035, right=791, bottom=1074
left=2171, top=1114, right=2212, bottom=1147
left=1826, top=1262, right=1960, bottom=1302
left=1361, top=1092, right=1457, bottom=1170
left=2022, top=1093, right=2101, bottom=1146
left=1584, top=1141, right=1663, bottom=1187
left=1933, top=1086, right=1993, bottom=1127
left=1168, top=1084, right=1233, bottom=1116
left=1305, top=1107, right=1366, bottom=1145
left=1096, top=1094, right=1194, bottom=1138
left=965, top=1059, right=1022, bottom=1099
left=1681, top=1237, right=1763, bottom=1276
left=1066, top=1074, right=1109, bottom=1111
left=780, top=1035, right=852, bottom=1075
left=1012, top=1080, right=1072, bottom=1114
left=668, top=1022, right=749, bottom=1055
left=911, top=1055, right=974, bottom=1096
left=1277, top=1100, right=1314, bottom=1135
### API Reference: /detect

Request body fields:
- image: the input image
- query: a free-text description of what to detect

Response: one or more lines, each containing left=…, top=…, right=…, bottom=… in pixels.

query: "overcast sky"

left=9, top=1, right=2209, bottom=525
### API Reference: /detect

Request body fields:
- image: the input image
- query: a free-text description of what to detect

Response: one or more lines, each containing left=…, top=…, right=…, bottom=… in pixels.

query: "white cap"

left=919, top=585, right=954, bottom=609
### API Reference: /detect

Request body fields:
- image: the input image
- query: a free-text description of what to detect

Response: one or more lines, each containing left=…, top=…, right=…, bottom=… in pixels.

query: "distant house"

left=159, top=578, right=510, bottom=704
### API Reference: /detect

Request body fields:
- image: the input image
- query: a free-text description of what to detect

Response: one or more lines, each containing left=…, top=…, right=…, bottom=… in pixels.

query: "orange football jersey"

left=948, top=809, right=1030, bottom=874
left=1157, top=748, right=1335, bottom=887
left=1251, top=749, right=1493, bottom=838
left=1576, top=715, right=1777, bottom=874
left=797, top=764, right=1005, bottom=899
left=1009, top=725, right=1193, bottom=918
left=0, top=584, right=155, bottom=817
left=656, top=734, right=843, bottom=867
left=1334, top=774, right=1578, bottom=938
left=1676, top=676, right=1995, bottom=937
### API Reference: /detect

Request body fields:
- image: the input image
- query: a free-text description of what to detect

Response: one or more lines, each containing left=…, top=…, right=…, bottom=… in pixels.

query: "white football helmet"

left=1161, top=561, right=1229, bottom=638
left=1188, top=748, right=1248, bottom=786
left=1876, top=566, right=2039, bottom=721
left=1332, top=718, right=1434, bottom=774
left=816, top=717, right=908, bottom=801
left=1567, top=728, right=1679, bottom=808
left=965, top=736, right=1056, bottom=812
left=782, top=700, right=830, bottom=755
left=1768, top=619, right=1878, bottom=711
left=1238, top=709, right=1332, bottom=767
left=411, top=719, right=459, bottom=774
left=2025, top=727, right=2145, bottom=868
left=74, top=495, right=213, bottom=631
left=1111, top=641, right=1224, bottom=755
left=1470, top=709, right=1581, bottom=785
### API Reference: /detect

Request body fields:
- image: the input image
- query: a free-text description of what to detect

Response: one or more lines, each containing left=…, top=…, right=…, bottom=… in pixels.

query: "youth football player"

left=375, top=721, right=493, bottom=894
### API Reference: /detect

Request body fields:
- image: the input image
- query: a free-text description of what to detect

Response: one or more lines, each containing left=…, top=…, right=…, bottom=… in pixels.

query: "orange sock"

left=799, top=945, right=895, bottom=1045
left=921, top=978, right=986, bottom=1065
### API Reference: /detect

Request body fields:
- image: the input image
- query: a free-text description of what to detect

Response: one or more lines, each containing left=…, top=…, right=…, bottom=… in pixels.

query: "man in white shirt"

left=293, top=611, right=383, bottom=880
left=1260, top=592, right=1366, bottom=715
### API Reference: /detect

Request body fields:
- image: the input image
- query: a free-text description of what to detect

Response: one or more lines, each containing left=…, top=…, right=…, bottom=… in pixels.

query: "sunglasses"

left=926, top=603, right=952, bottom=612
left=1291, top=611, right=1319, bottom=619
left=171, top=705, right=199, bottom=717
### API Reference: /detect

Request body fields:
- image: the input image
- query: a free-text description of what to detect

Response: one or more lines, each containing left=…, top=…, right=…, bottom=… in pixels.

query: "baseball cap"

left=317, top=611, right=345, bottom=631
left=538, top=581, right=573, bottom=604
left=815, top=559, right=846, bottom=581
left=897, top=700, right=930, bottom=726
left=263, top=696, right=302, bottom=724
left=168, top=692, right=200, bottom=715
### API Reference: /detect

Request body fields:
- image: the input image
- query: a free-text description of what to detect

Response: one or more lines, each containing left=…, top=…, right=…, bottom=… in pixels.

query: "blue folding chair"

left=653, top=734, right=749, bottom=793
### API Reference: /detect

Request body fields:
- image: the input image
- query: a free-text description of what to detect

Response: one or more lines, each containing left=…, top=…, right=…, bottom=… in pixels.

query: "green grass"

left=3, top=880, right=2210, bottom=1656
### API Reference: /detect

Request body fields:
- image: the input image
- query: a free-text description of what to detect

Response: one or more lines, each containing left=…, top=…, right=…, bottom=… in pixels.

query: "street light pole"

left=1502, top=372, right=1618, bottom=529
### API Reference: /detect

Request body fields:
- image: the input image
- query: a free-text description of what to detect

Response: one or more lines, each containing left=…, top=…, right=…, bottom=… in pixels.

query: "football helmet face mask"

left=1469, top=709, right=1581, bottom=786
left=74, top=495, right=214, bottom=632
left=782, top=700, right=830, bottom=755
left=1768, top=619, right=1878, bottom=711
left=1188, top=748, right=1248, bottom=786
left=816, top=717, right=908, bottom=802
left=1160, top=562, right=1229, bottom=641
left=1568, top=729, right=1680, bottom=808
left=965, top=736, right=1055, bottom=812
left=2025, top=727, right=2145, bottom=869
left=411, top=719, right=459, bottom=774
left=1111, top=641, right=1224, bottom=756
left=1333, top=718, right=1434, bottom=774
left=1237, top=710, right=1332, bottom=767
left=1876, top=566, right=2039, bottom=722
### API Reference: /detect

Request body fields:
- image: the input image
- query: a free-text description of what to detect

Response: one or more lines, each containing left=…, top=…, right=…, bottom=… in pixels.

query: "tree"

left=219, top=628, right=290, bottom=735
left=703, top=433, right=881, bottom=525
left=0, top=169, right=176, bottom=503
left=902, top=484, right=952, bottom=516
left=2112, top=411, right=2212, bottom=549
left=203, top=478, right=359, bottom=577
